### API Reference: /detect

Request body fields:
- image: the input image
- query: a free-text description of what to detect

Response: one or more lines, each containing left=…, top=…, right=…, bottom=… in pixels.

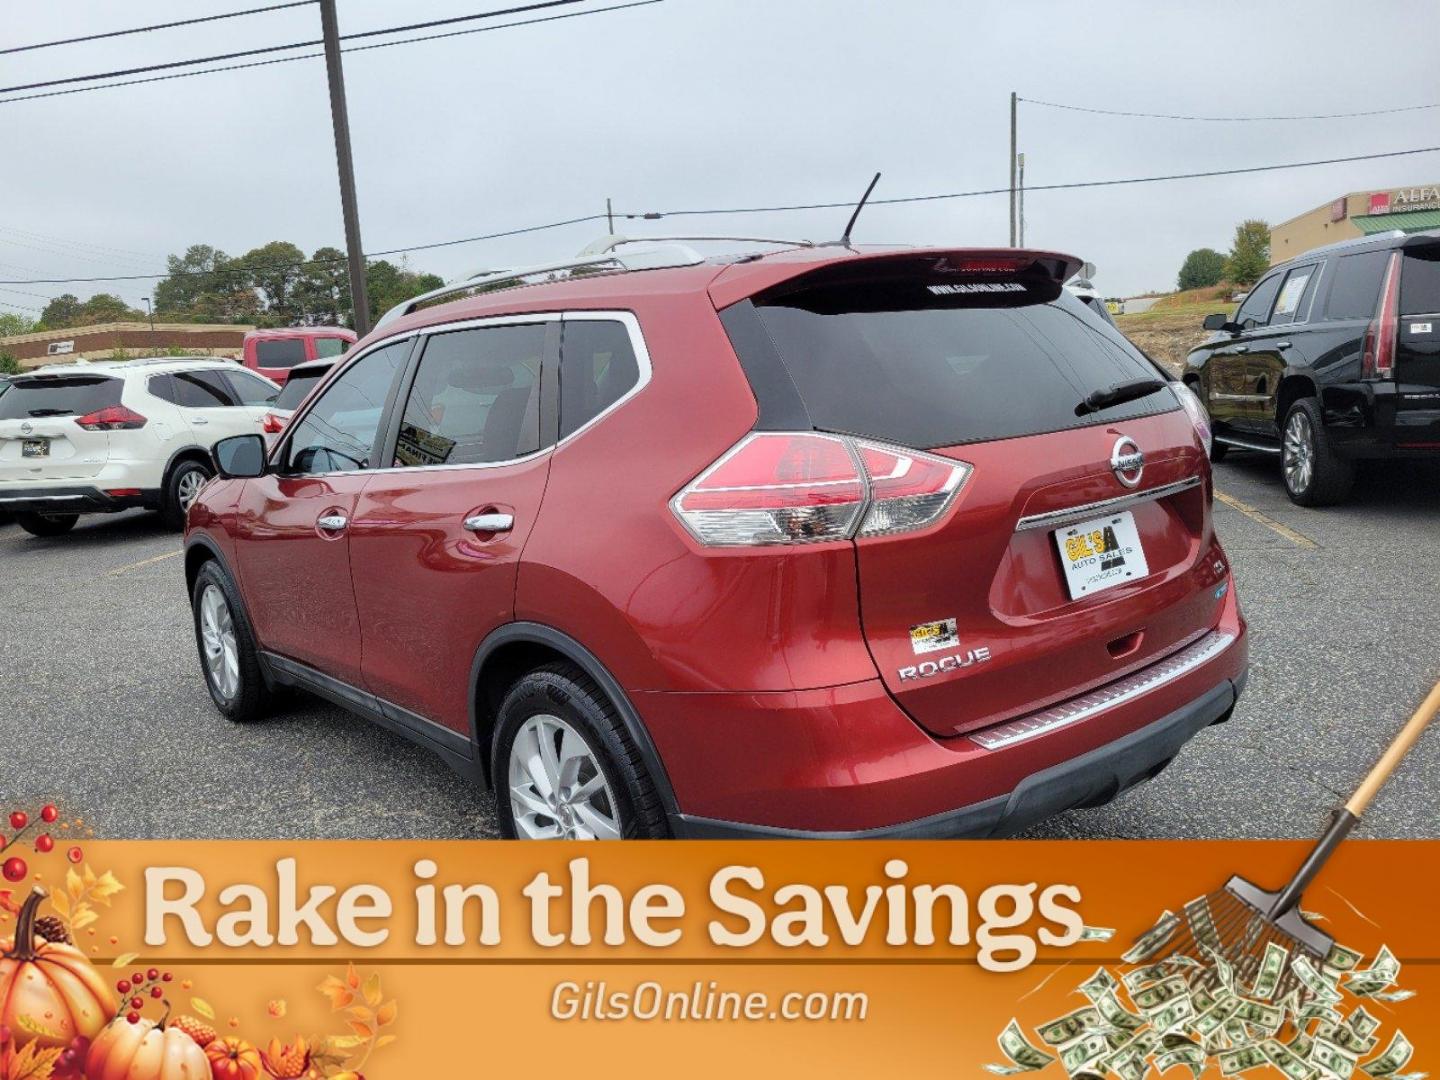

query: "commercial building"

left=1270, top=183, right=1440, bottom=264
left=0, top=321, right=252, bottom=370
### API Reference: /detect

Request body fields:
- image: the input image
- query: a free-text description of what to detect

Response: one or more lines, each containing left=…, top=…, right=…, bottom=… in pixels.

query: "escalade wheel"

left=164, top=459, right=213, bottom=529
left=492, top=663, right=667, bottom=840
left=15, top=513, right=78, bottom=537
left=1282, top=397, right=1353, bottom=507
left=191, top=561, right=270, bottom=722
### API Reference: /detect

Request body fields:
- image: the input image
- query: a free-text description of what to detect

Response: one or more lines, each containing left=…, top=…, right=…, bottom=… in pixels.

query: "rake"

left=1129, top=680, right=1440, bottom=1003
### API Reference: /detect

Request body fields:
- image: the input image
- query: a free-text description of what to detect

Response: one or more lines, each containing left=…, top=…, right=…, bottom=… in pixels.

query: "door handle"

left=1233, top=345, right=1249, bottom=354
left=191, top=417, right=209, bottom=425
left=463, top=513, right=514, bottom=533
left=317, top=513, right=349, bottom=531
left=1276, top=341, right=1292, bottom=351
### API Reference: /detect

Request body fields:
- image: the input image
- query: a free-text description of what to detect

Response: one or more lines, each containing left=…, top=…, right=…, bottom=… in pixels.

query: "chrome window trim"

left=1013, top=475, right=1202, bottom=533
left=970, top=630, right=1235, bottom=751
left=280, top=310, right=651, bottom=478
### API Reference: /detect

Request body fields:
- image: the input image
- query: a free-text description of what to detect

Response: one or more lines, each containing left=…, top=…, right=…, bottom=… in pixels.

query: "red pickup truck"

left=240, top=327, right=356, bottom=385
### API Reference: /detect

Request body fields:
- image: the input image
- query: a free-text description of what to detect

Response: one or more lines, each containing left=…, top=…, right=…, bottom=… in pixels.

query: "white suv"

left=0, top=357, right=278, bottom=536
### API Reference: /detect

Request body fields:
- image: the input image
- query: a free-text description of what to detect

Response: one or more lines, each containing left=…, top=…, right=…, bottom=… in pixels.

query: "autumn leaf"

left=111, top=952, right=138, bottom=968
left=361, top=972, right=382, bottom=1008
left=0, top=891, right=20, bottom=917
left=346, top=1021, right=373, bottom=1041
left=345, top=963, right=360, bottom=990
left=90, top=871, right=124, bottom=905
left=191, top=998, right=216, bottom=1021
left=14, top=1014, right=64, bottom=1041
left=3, top=1041, right=63, bottom=1080
left=323, top=1035, right=366, bottom=1053
left=70, top=907, right=98, bottom=932
left=317, top=976, right=354, bottom=1011
left=375, top=1001, right=397, bottom=1027
left=344, top=1006, right=372, bottom=1022
left=82, top=864, right=97, bottom=890
left=374, top=1034, right=398, bottom=1050
left=65, top=869, right=83, bottom=903
left=267, top=999, right=287, bottom=1019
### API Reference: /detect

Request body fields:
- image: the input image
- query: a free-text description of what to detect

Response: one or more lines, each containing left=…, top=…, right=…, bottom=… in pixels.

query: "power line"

left=0, top=0, right=661, bottom=105
left=1, top=143, right=1435, bottom=288
left=0, top=3, right=317, bottom=57
left=0, top=0, right=588, bottom=95
left=1019, top=96, right=1440, bottom=122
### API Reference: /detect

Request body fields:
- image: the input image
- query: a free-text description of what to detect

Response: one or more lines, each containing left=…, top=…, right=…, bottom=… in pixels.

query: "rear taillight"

left=1361, top=251, right=1402, bottom=380
left=1170, top=381, right=1213, bottom=459
left=75, top=405, right=147, bottom=431
left=262, top=412, right=286, bottom=434
left=671, top=432, right=970, bottom=547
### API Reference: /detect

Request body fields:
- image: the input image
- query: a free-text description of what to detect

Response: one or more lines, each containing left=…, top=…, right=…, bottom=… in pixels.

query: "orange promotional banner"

left=0, top=838, right=1434, bottom=1078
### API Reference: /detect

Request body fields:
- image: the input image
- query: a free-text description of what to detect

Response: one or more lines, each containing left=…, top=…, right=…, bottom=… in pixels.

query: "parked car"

left=1184, top=229, right=1440, bottom=505
left=184, top=240, right=1245, bottom=840
left=259, top=356, right=338, bottom=444
left=241, top=327, right=355, bottom=386
left=0, top=357, right=279, bottom=535
left=1065, top=277, right=1119, bottom=327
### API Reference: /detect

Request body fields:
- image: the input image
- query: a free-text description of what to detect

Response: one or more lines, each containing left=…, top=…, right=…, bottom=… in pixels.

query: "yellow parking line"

left=1214, top=490, right=1317, bottom=550
left=109, top=549, right=183, bottom=575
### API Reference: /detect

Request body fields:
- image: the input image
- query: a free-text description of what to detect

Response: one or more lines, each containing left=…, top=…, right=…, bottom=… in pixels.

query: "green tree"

left=1177, top=247, right=1226, bottom=290
left=154, top=244, right=257, bottom=323
left=0, top=312, right=37, bottom=338
left=237, top=240, right=308, bottom=325
left=361, top=260, right=443, bottom=327
left=0, top=352, right=21, bottom=375
left=1224, top=221, right=1270, bottom=287
left=293, top=246, right=350, bottom=325
left=39, top=294, right=84, bottom=329
left=79, top=293, right=144, bottom=323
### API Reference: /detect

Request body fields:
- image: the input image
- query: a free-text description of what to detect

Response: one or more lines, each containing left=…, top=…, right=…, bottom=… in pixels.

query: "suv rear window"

left=274, top=366, right=330, bottom=410
left=744, top=276, right=1173, bottom=449
left=255, top=339, right=308, bottom=368
left=0, top=376, right=122, bottom=419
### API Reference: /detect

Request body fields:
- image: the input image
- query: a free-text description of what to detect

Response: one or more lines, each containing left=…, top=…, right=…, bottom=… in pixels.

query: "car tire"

left=15, top=513, right=78, bottom=537
left=163, top=458, right=213, bottom=530
left=191, top=560, right=271, bottom=723
left=492, top=662, right=668, bottom=840
left=1282, top=397, right=1353, bottom=506
left=1208, top=437, right=1229, bottom=463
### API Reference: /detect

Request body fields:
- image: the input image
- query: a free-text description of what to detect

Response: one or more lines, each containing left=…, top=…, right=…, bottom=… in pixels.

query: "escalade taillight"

left=75, top=405, right=147, bottom=431
left=670, top=431, right=970, bottom=547
left=1361, top=251, right=1402, bottom=380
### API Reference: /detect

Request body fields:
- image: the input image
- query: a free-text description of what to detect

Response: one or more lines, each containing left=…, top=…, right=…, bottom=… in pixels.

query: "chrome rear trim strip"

left=1214, top=434, right=1282, bottom=454
left=969, top=630, right=1235, bottom=751
left=1015, top=475, right=1201, bottom=532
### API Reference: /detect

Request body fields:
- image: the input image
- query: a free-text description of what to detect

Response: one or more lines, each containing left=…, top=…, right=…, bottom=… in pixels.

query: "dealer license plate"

left=21, top=439, right=50, bottom=458
left=1053, top=510, right=1150, bottom=599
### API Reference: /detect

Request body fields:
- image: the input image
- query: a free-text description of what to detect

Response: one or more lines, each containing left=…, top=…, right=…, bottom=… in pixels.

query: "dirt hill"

left=1115, top=285, right=1239, bottom=374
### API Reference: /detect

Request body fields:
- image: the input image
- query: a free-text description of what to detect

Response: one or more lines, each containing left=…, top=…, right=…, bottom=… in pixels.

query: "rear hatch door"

left=0, top=373, right=118, bottom=483
left=1397, top=242, right=1440, bottom=392
left=746, top=254, right=1218, bottom=737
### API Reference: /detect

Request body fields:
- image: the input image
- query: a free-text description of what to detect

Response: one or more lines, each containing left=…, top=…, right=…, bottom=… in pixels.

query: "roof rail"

left=372, top=241, right=709, bottom=332
left=1291, top=229, right=1405, bottom=261
left=577, top=234, right=814, bottom=256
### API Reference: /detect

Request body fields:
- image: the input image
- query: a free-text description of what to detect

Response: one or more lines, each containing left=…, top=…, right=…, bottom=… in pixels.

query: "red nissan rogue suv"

left=183, top=240, right=1247, bottom=839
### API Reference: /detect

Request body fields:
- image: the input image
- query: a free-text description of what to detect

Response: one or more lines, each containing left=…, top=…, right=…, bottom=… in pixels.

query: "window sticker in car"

left=1273, top=271, right=1312, bottom=320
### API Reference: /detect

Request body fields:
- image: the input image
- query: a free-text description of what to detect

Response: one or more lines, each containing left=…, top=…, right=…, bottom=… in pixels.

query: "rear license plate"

left=21, top=439, right=49, bottom=459
left=1053, top=510, right=1150, bottom=599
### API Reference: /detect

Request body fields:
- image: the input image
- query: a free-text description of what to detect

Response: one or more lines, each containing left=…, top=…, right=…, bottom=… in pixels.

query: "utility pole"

left=606, top=197, right=615, bottom=235
left=320, top=0, right=371, bottom=337
left=1008, top=91, right=1017, bottom=246
left=1017, top=152, right=1026, bottom=247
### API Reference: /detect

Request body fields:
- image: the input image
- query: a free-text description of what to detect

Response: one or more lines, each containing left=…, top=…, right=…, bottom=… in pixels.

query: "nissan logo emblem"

left=1110, top=436, right=1145, bottom=488
left=20, top=422, right=33, bottom=435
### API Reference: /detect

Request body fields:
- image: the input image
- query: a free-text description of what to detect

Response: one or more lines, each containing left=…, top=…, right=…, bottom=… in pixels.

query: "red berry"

left=1, top=857, right=26, bottom=883
left=126, top=1012, right=140, bottom=1025
left=116, top=980, right=131, bottom=994
left=8, top=812, right=26, bottom=831
left=66, top=846, right=83, bottom=864
left=35, top=834, right=54, bottom=853
left=147, top=968, right=159, bottom=981
left=132, top=972, right=144, bottom=985
left=150, top=987, right=163, bottom=999
left=130, top=996, right=143, bottom=1010
left=161, top=972, right=173, bottom=982
left=40, top=805, right=58, bottom=824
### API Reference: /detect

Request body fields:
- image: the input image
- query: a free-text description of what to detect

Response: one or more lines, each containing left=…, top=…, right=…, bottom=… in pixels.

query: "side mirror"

left=1202, top=313, right=1230, bottom=331
left=213, top=434, right=268, bottom=479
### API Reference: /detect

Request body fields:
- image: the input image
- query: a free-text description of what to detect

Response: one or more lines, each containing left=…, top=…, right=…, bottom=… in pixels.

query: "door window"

left=559, top=320, right=641, bottom=439
left=1268, top=264, right=1318, bottom=326
left=172, top=370, right=240, bottom=408
left=392, top=324, right=545, bottom=467
left=1234, top=273, right=1284, bottom=330
left=222, top=370, right=279, bottom=406
left=314, top=337, right=350, bottom=358
left=282, top=340, right=408, bottom=474
left=254, top=338, right=308, bottom=368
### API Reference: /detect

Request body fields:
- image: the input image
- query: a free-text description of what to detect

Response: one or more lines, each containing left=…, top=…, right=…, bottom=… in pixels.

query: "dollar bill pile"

left=986, top=911, right=1422, bottom=1080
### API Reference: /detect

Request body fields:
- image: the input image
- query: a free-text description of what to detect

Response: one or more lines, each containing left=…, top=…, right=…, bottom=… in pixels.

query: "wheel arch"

left=469, top=622, right=680, bottom=816
left=162, top=445, right=214, bottom=493
left=1275, top=373, right=1318, bottom=427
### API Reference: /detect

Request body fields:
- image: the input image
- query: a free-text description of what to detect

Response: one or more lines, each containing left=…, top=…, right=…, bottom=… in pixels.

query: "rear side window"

left=273, top=367, right=330, bottom=410
left=283, top=341, right=408, bottom=473
left=1324, top=250, right=1389, bottom=319
left=393, top=324, right=544, bottom=467
left=1400, top=249, right=1440, bottom=316
left=314, top=337, right=349, bottom=358
left=744, top=278, right=1173, bottom=449
left=172, top=370, right=239, bottom=408
left=223, top=370, right=278, bottom=406
left=0, top=376, right=121, bottom=419
left=560, top=319, right=640, bottom=438
left=254, top=338, right=308, bottom=368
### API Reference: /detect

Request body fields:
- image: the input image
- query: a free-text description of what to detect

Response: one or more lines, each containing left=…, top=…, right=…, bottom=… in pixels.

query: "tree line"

left=1176, top=219, right=1270, bottom=292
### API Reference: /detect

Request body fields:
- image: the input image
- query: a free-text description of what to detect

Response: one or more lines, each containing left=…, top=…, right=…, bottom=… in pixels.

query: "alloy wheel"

left=507, top=714, right=622, bottom=840
left=198, top=584, right=240, bottom=700
left=1283, top=410, right=1314, bottom=494
left=177, top=467, right=208, bottom=511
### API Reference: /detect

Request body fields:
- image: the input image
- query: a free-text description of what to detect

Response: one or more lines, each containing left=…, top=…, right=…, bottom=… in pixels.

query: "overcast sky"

left=1, top=0, right=1436, bottom=318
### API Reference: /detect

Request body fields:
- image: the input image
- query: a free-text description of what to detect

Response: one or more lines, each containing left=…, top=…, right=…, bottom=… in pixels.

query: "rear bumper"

left=0, top=485, right=160, bottom=514
left=647, top=581, right=1248, bottom=838
left=1324, top=382, right=1440, bottom=458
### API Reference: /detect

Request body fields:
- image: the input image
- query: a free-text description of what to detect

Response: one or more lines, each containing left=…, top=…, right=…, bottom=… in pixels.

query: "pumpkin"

left=206, top=1036, right=266, bottom=1080
left=0, top=887, right=115, bottom=1049
left=86, top=1014, right=211, bottom=1080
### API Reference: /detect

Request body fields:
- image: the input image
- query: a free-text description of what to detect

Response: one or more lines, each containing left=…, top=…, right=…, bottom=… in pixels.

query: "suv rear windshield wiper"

left=26, top=408, right=75, bottom=417
left=1074, top=377, right=1167, bottom=417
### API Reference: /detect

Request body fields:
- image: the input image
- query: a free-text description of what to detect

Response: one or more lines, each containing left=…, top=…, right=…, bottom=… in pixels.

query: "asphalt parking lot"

left=1, top=455, right=1437, bottom=841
